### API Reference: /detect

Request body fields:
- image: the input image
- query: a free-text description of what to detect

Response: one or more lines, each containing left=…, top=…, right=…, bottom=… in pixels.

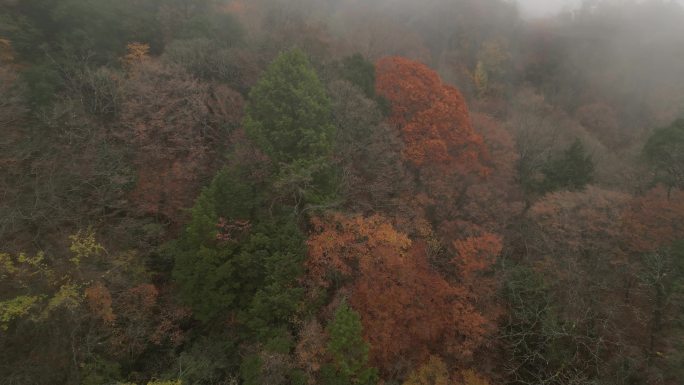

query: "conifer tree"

left=540, top=139, right=594, bottom=192
left=321, top=301, right=378, bottom=385
left=245, top=49, right=338, bottom=205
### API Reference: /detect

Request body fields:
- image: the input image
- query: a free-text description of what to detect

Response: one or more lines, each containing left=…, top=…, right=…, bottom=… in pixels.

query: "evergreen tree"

left=340, top=54, right=377, bottom=98
left=643, top=118, right=684, bottom=191
left=241, top=218, right=306, bottom=351
left=245, top=49, right=338, bottom=205
left=540, top=139, right=594, bottom=193
left=321, top=301, right=378, bottom=385
left=172, top=165, right=305, bottom=326
left=245, top=49, right=334, bottom=163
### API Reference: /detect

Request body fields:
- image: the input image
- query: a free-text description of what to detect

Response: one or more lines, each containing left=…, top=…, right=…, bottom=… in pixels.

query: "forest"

left=1, top=0, right=683, bottom=384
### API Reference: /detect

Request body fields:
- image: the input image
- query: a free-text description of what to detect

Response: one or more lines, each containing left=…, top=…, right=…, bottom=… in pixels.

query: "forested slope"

left=1, top=1, right=683, bottom=384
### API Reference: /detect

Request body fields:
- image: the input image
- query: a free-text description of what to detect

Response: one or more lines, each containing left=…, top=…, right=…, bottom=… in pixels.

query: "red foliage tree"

left=375, top=56, right=489, bottom=175
left=85, top=282, right=116, bottom=325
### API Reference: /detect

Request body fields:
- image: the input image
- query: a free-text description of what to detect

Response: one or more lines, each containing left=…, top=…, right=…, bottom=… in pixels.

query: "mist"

left=1, top=0, right=684, bottom=384
left=517, top=0, right=581, bottom=17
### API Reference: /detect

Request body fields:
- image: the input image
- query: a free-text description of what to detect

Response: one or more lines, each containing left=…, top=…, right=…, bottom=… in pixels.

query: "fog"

left=2, top=0, right=684, bottom=383
left=517, top=0, right=684, bottom=18
left=517, top=0, right=581, bottom=17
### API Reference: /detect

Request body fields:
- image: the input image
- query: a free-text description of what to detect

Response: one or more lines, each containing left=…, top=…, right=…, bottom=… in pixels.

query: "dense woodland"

left=1, top=0, right=684, bottom=384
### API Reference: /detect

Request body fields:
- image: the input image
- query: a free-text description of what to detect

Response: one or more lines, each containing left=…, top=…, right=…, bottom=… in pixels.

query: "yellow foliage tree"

left=477, top=40, right=510, bottom=79
left=0, top=295, right=42, bottom=330
left=403, top=356, right=449, bottom=385
left=460, top=369, right=490, bottom=385
left=0, top=251, right=82, bottom=329
left=473, top=61, right=489, bottom=99
left=121, top=42, right=150, bottom=69
left=68, top=228, right=105, bottom=265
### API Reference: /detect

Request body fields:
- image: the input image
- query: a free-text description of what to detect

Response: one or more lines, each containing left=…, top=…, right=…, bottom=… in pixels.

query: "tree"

left=0, top=38, right=15, bottom=64
left=295, top=319, right=327, bottom=382
left=0, top=66, right=25, bottom=130
left=307, top=214, right=496, bottom=374
left=402, top=356, right=449, bottom=385
left=162, top=38, right=262, bottom=93
left=459, top=370, right=490, bottom=385
left=643, top=118, right=684, bottom=191
left=539, top=139, right=594, bottom=193
left=245, top=49, right=337, bottom=205
left=245, top=48, right=337, bottom=200
left=473, top=39, right=512, bottom=99
left=120, top=59, right=236, bottom=223
left=339, top=54, right=377, bottom=98
left=321, top=301, right=378, bottom=385
left=172, top=165, right=265, bottom=322
left=576, top=102, right=624, bottom=148
left=0, top=230, right=185, bottom=384
left=473, top=61, right=489, bottom=99
left=621, top=187, right=684, bottom=254
left=461, top=113, right=523, bottom=234
left=331, top=6, right=429, bottom=62
left=375, top=56, right=489, bottom=175
left=172, top=162, right=306, bottom=340
left=529, top=186, right=631, bottom=259
left=523, top=187, right=637, bottom=381
left=637, top=246, right=684, bottom=364
left=501, top=266, right=602, bottom=385
left=327, top=79, right=411, bottom=214
left=241, top=218, right=306, bottom=350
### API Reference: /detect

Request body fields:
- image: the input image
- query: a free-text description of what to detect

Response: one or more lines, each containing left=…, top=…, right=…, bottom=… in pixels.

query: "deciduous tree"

left=375, top=56, right=489, bottom=175
left=120, top=57, right=246, bottom=223
left=402, top=356, right=449, bottom=385
left=307, top=214, right=496, bottom=374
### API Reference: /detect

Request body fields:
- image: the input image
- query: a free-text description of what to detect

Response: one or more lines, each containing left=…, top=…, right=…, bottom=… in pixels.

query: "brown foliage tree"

left=120, top=60, right=244, bottom=222
left=622, top=186, right=684, bottom=254
left=295, top=319, right=327, bottom=383
left=328, top=80, right=413, bottom=215
left=458, top=113, right=523, bottom=235
left=576, top=102, right=625, bottom=148
left=527, top=187, right=633, bottom=315
left=530, top=186, right=632, bottom=259
left=0, top=66, right=25, bottom=131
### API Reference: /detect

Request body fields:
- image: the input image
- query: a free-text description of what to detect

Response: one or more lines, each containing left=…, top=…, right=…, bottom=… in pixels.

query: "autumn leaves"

left=375, top=57, right=489, bottom=176
left=169, top=50, right=502, bottom=383
left=303, top=56, right=502, bottom=381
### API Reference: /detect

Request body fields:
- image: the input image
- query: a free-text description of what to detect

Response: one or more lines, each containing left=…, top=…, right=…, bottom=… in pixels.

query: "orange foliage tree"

left=375, top=56, right=489, bottom=175
left=307, top=213, right=498, bottom=375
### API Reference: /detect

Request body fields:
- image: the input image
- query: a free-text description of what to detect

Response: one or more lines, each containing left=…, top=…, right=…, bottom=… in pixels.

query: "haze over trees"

left=1, top=0, right=683, bottom=384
